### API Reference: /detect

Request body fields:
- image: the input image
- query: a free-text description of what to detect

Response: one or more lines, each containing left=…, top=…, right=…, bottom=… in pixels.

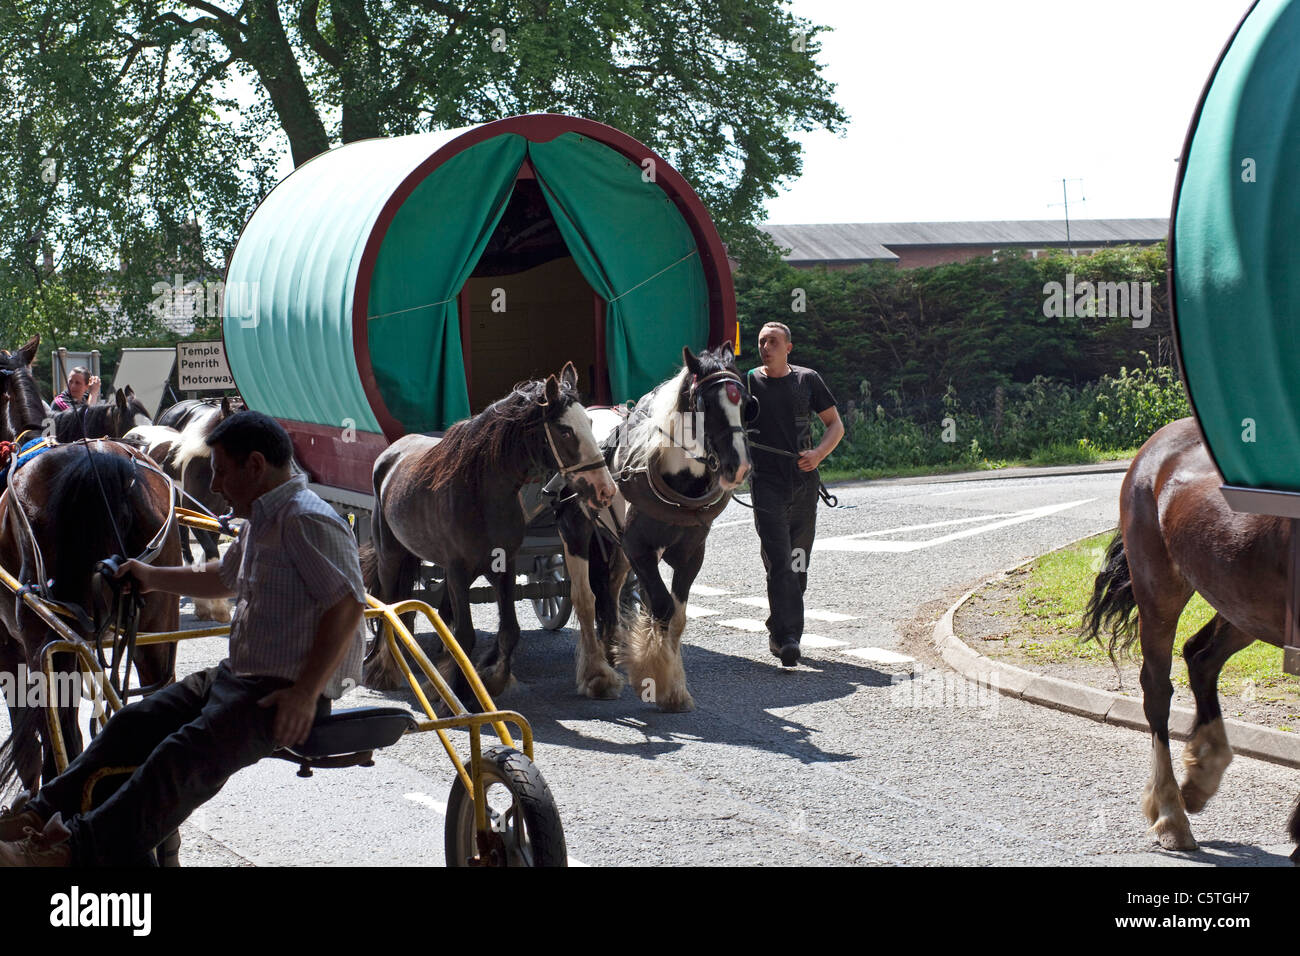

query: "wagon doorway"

left=460, top=172, right=608, bottom=413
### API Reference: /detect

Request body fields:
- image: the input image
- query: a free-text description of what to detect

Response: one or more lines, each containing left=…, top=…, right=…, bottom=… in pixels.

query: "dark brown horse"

left=363, top=363, right=616, bottom=700
left=0, top=335, right=180, bottom=793
left=1083, top=416, right=1298, bottom=858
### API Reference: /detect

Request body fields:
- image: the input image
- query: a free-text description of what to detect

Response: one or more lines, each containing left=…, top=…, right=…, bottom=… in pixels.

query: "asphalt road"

left=13, top=470, right=1300, bottom=866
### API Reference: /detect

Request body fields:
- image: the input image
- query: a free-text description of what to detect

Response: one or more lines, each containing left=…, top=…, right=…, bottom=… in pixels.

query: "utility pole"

left=1048, top=178, right=1086, bottom=255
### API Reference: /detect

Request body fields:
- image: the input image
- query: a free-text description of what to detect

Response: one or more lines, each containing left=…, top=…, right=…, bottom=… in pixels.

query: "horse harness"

left=3, top=438, right=181, bottom=703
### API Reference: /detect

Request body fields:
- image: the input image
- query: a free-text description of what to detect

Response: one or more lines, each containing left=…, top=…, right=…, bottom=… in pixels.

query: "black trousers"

left=751, top=471, right=822, bottom=644
left=28, top=661, right=328, bottom=867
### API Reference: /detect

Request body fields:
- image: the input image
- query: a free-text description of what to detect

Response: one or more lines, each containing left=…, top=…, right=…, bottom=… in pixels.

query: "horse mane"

left=169, top=407, right=221, bottom=474
left=5, top=362, right=48, bottom=438
left=53, top=404, right=113, bottom=443
left=415, top=379, right=561, bottom=493
left=44, top=450, right=155, bottom=606
left=616, top=347, right=734, bottom=474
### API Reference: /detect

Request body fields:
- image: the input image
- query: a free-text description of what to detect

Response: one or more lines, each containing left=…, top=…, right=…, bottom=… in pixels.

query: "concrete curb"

left=932, top=580, right=1300, bottom=770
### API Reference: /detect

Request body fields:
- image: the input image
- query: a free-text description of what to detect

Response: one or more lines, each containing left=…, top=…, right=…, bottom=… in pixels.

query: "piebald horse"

left=363, top=363, right=616, bottom=700
left=1084, top=416, right=1299, bottom=859
left=558, top=344, right=750, bottom=712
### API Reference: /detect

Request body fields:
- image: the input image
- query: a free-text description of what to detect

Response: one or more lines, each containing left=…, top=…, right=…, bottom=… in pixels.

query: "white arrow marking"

left=818, top=499, right=1096, bottom=553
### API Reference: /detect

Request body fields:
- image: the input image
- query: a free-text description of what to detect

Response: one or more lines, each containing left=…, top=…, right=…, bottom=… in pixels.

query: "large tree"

left=0, top=0, right=845, bottom=345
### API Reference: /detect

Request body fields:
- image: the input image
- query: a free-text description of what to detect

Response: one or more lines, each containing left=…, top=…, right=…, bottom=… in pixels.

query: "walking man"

left=746, top=322, right=844, bottom=667
left=0, top=411, right=366, bottom=866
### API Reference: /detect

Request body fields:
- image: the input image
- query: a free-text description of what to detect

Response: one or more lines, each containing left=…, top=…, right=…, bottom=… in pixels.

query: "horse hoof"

left=578, top=666, right=625, bottom=700
left=1148, top=817, right=1198, bottom=852
left=1180, top=780, right=1212, bottom=814
left=656, top=688, right=695, bottom=713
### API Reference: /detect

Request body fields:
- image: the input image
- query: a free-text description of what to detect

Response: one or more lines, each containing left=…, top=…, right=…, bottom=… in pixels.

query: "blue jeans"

left=29, top=662, right=327, bottom=866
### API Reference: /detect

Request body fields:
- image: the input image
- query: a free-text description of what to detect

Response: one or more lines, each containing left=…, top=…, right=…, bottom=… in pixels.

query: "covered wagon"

left=220, top=113, right=739, bottom=624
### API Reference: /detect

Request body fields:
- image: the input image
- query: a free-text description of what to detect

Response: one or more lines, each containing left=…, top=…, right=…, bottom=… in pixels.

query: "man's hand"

left=259, top=686, right=319, bottom=748
left=114, top=558, right=155, bottom=591
left=797, top=449, right=822, bottom=472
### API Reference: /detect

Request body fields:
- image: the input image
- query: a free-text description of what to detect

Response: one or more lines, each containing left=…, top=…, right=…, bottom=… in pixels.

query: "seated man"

left=0, top=411, right=365, bottom=866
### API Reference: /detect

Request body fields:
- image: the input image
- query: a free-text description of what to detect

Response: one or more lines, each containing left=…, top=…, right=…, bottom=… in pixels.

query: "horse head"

left=680, top=344, right=751, bottom=490
left=112, top=385, right=153, bottom=437
left=539, top=362, right=616, bottom=508
left=0, top=335, right=46, bottom=442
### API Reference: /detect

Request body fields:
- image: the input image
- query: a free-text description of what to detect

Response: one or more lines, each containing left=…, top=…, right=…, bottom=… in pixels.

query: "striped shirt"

left=218, top=474, right=365, bottom=698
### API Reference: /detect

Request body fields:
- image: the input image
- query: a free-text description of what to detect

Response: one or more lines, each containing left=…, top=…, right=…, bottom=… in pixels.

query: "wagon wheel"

left=530, top=554, right=572, bottom=631
left=444, top=745, right=567, bottom=867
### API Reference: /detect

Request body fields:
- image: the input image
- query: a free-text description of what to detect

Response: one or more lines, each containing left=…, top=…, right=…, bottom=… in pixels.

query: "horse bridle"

left=539, top=402, right=609, bottom=479
left=685, top=368, right=751, bottom=474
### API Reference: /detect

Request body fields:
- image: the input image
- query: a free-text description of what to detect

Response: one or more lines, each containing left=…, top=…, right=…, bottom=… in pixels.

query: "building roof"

left=761, top=219, right=1168, bottom=262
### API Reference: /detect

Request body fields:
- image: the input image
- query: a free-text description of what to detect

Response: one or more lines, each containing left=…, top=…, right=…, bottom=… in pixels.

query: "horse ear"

left=116, top=388, right=128, bottom=411
left=124, top=384, right=135, bottom=399
left=682, top=346, right=703, bottom=377
left=220, top=396, right=231, bottom=415
left=544, top=374, right=561, bottom=405
left=559, top=361, right=578, bottom=391
left=17, top=335, right=39, bottom=367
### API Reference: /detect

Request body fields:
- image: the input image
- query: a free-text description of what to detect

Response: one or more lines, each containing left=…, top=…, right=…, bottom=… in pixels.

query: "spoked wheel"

left=530, top=554, right=572, bottom=631
left=444, top=745, right=567, bottom=867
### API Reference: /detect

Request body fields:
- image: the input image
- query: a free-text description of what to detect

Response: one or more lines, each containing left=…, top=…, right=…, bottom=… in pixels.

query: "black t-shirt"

left=746, top=365, right=836, bottom=483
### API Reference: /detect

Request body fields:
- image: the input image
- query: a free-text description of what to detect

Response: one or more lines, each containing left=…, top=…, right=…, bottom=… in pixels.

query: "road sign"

left=177, top=341, right=234, bottom=390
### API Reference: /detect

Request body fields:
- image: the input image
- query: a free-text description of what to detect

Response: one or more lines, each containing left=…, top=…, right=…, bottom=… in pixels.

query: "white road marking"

left=710, top=517, right=753, bottom=530
left=685, top=605, right=719, bottom=618
left=717, top=618, right=767, bottom=632
left=805, top=609, right=855, bottom=622
left=690, top=585, right=731, bottom=596
left=732, top=597, right=854, bottom=623
left=406, top=791, right=589, bottom=867
left=404, top=791, right=449, bottom=815
left=844, top=647, right=915, bottom=665
left=799, top=635, right=846, bottom=648
left=818, top=499, right=1095, bottom=553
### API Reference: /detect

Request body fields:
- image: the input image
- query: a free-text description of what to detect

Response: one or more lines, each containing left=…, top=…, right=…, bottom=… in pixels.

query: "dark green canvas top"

left=1173, top=0, right=1300, bottom=492
left=224, top=119, right=713, bottom=438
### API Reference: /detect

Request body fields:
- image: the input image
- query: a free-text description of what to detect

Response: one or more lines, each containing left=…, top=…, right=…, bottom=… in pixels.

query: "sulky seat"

left=273, top=706, right=418, bottom=777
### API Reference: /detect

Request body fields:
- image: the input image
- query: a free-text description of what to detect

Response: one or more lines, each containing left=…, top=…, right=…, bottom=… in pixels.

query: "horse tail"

left=1081, top=529, right=1140, bottom=661
left=360, top=541, right=380, bottom=596
left=0, top=705, right=43, bottom=796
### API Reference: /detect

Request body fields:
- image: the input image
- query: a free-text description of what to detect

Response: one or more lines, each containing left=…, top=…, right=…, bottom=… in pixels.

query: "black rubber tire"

left=530, top=554, right=572, bottom=631
left=444, top=745, right=567, bottom=867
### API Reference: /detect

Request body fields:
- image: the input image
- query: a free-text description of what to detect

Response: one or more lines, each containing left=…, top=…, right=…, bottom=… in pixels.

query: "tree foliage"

left=0, top=1, right=846, bottom=347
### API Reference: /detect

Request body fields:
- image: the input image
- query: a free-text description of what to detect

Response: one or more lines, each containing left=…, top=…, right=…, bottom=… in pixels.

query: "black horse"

left=558, top=344, right=751, bottom=711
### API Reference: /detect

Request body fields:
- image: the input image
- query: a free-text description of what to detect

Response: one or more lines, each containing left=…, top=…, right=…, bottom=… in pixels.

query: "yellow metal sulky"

left=3, top=510, right=542, bottom=863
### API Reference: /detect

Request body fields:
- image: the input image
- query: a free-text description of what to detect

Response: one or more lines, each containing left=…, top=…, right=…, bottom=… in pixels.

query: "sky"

left=763, top=0, right=1253, bottom=224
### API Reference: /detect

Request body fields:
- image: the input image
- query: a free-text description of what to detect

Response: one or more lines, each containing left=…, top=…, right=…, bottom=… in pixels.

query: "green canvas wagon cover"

left=222, top=113, right=737, bottom=493
left=1171, top=0, right=1300, bottom=514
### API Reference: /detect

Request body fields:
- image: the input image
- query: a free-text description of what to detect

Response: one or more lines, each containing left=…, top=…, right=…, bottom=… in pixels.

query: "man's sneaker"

left=0, top=791, right=42, bottom=842
left=0, top=812, right=72, bottom=867
left=769, top=636, right=801, bottom=668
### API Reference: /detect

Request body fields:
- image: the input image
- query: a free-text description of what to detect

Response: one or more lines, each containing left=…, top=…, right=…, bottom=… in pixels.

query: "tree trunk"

left=244, top=0, right=331, bottom=166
